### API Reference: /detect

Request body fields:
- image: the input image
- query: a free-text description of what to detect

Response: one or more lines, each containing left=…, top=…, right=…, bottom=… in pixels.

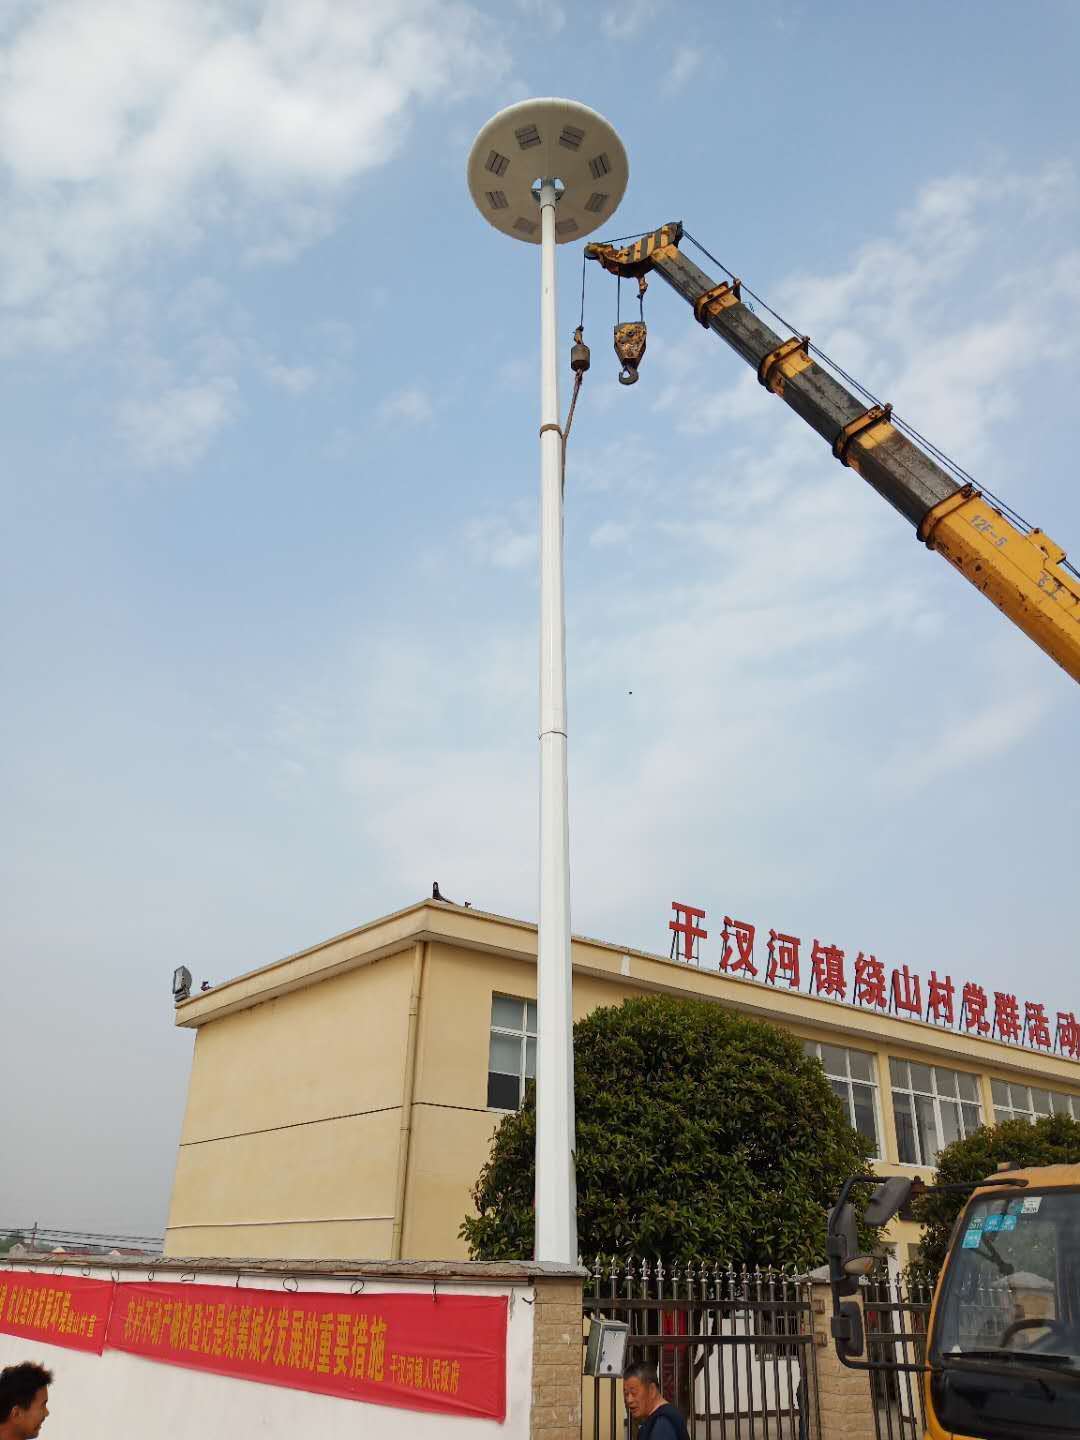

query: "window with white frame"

left=803, top=1041, right=881, bottom=1156
left=890, top=1060, right=982, bottom=1167
left=991, top=1079, right=1079, bottom=1125
left=487, top=995, right=537, bottom=1110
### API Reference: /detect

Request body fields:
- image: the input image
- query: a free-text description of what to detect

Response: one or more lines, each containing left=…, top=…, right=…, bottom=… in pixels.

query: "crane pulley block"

left=614, top=321, right=647, bottom=385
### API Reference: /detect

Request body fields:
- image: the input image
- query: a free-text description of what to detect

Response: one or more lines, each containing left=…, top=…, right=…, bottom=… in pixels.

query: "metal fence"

left=863, top=1270, right=931, bottom=1440
left=583, top=1258, right=817, bottom=1440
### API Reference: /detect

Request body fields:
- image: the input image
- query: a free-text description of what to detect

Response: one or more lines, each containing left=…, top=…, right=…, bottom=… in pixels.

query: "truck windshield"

left=934, top=1190, right=1080, bottom=1361
left=930, top=1189, right=1080, bottom=1438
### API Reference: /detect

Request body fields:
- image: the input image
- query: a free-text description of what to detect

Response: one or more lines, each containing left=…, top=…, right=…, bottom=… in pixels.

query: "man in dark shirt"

left=623, top=1361, right=690, bottom=1440
left=0, top=1363, right=53, bottom=1440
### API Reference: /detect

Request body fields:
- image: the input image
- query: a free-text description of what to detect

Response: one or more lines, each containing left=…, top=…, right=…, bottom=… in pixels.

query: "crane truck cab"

left=827, top=1165, right=1080, bottom=1439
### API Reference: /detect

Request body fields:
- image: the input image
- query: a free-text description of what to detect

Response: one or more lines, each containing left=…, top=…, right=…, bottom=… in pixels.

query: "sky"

left=1, top=0, right=1079, bottom=1238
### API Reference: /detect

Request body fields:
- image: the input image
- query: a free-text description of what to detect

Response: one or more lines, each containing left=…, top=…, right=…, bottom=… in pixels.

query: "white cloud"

left=0, top=0, right=510, bottom=342
left=589, top=520, right=633, bottom=549
left=662, top=45, right=702, bottom=94
left=378, top=384, right=434, bottom=426
left=514, top=0, right=566, bottom=32
left=600, top=0, right=659, bottom=40
left=878, top=679, right=1053, bottom=794
left=117, top=377, right=238, bottom=468
left=263, top=360, right=317, bottom=394
left=464, top=509, right=536, bottom=570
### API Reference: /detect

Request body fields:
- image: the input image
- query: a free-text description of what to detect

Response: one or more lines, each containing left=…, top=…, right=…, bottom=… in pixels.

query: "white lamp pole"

left=468, top=99, right=628, bottom=1265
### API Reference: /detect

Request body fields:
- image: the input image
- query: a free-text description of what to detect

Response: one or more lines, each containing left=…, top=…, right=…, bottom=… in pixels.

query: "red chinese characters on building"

left=927, top=972, right=955, bottom=1025
left=767, top=931, right=801, bottom=988
left=660, top=906, right=1076, bottom=1063
left=994, top=993, right=1022, bottom=1044
left=1058, top=1013, right=1080, bottom=1060
left=853, top=953, right=888, bottom=1010
left=809, top=941, right=846, bottom=999
left=1025, top=1002, right=1052, bottom=1050
left=669, top=902, right=707, bottom=964
left=891, top=965, right=922, bottom=1017
left=961, top=982, right=992, bottom=1035
left=721, top=917, right=757, bottom=977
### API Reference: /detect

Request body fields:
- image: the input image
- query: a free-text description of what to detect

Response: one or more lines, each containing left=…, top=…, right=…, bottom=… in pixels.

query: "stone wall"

left=530, top=1274, right=586, bottom=1440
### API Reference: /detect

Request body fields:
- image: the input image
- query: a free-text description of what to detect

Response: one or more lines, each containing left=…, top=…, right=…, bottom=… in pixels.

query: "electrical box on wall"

left=583, top=1317, right=629, bottom=1377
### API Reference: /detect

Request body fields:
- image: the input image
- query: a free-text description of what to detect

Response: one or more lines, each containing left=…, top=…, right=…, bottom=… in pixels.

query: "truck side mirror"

left=832, top=1300, right=865, bottom=1360
left=863, top=1176, right=913, bottom=1227
left=826, top=1201, right=861, bottom=1297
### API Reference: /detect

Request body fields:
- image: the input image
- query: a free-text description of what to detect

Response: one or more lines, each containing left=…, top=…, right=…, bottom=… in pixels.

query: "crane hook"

left=613, top=276, right=648, bottom=385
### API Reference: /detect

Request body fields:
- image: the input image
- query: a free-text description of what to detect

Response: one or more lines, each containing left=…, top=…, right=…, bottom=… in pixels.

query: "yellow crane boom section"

left=586, top=224, right=1080, bottom=684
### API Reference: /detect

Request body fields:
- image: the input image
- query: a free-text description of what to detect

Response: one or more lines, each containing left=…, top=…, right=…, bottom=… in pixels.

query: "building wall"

left=168, top=903, right=1080, bottom=1265
left=403, top=945, right=651, bottom=1259
left=0, top=1260, right=542, bottom=1440
left=167, top=950, right=414, bottom=1258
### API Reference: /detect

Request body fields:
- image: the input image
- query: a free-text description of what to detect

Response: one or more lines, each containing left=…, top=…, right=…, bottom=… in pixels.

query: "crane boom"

left=585, top=222, right=1080, bottom=684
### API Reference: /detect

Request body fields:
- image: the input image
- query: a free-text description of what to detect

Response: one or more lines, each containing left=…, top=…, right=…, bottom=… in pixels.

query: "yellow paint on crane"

left=920, top=488, right=1080, bottom=682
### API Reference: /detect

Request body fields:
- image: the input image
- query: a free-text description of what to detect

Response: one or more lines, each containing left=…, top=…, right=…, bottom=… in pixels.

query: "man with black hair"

left=622, top=1361, right=689, bottom=1440
left=0, top=1363, right=52, bottom=1439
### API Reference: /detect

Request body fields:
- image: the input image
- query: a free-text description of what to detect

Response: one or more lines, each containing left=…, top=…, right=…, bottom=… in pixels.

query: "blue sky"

left=2, top=0, right=1079, bottom=1235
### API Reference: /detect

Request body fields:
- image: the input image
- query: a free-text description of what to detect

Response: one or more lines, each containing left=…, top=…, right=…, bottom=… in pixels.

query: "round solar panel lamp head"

left=467, top=98, right=628, bottom=244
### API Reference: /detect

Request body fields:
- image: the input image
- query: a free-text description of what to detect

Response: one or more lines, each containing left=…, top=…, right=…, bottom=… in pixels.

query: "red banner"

left=107, top=1282, right=507, bottom=1419
left=0, top=1271, right=113, bottom=1354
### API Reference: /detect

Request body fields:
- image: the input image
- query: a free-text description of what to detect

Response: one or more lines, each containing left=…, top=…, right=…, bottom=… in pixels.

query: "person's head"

left=623, top=1361, right=662, bottom=1419
left=0, top=1364, right=52, bottom=1438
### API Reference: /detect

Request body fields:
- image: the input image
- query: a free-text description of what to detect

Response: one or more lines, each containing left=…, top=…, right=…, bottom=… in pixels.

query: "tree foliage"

left=912, top=1111, right=1080, bottom=1281
left=461, top=995, right=873, bottom=1266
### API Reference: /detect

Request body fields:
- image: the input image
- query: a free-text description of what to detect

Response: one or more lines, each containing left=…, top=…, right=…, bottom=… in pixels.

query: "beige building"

left=166, top=898, right=1080, bottom=1264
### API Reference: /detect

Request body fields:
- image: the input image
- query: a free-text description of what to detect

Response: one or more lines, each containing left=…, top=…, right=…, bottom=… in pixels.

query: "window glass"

left=804, top=1041, right=880, bottom=1155
left=890, top=1057, right=908, bottom=1087
left=891, top=1062, right=982, bottom=1165
left=525, top=1000, right=538, bottom=1033
left=849, top=1050, right=874, bottom=1083
left=1031, top=1088, right=1051, bottom=1115
left=820, top=1044, right=848, bottom=1077
left=935, top=1067, right=959, bottom=1098
left=915, top=1094, right=938, bottom=1166
left=489, top=1032, right=520, bottom=1074
left=852, top=1084, right=877, bottom=1145
left=960, top=1103, right=981, bottom=1136
left=939, top=1097, right=961, bottom=1150
left=991, top=1078, right=1008, bottom=1105
left=491, top=995, right=523, bottom=1031
left=486, top=1072, right=519, bottom=1110
left=488, top=995, right=534, bottom=1110
left=894, top=1091, right=917, bottom=1164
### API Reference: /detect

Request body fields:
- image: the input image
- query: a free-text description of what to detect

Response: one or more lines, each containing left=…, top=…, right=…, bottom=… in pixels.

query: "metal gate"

left=864, top=1270, right=931, bottom=1440
left=583, top=1258, right=817, bottom=1440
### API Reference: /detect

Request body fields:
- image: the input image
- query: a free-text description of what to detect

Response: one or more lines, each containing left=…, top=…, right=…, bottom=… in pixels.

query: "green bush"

left=461, top=994, right=873, bottom=1265
left=913, top=1111, right=1080, bottom=1282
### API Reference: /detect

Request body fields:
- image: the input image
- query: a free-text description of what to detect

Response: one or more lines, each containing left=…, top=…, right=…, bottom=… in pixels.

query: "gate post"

left=531, top=1269, right=587, bottom=1440
left=802, top=1279, right=877, bottom=1440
